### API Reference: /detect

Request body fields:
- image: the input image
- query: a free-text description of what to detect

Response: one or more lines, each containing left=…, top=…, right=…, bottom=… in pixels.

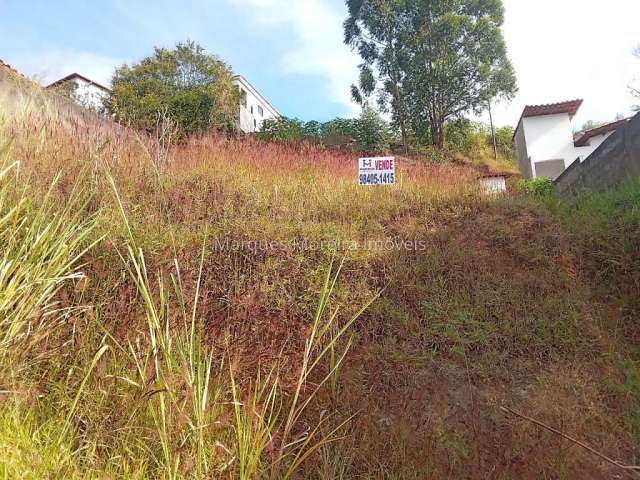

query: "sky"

left=1, top=0, right=638, bottom=128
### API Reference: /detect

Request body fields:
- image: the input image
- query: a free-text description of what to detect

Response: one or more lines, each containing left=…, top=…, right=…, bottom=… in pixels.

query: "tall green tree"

left=105, top=41, right=238, bottom=137
left=344, top=0, right=517, bottom=148
left=344, top=0, right=411, bottom=152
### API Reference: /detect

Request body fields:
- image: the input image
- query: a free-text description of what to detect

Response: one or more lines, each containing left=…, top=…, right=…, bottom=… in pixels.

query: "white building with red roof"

left=514, top=99, right=629, bottom=180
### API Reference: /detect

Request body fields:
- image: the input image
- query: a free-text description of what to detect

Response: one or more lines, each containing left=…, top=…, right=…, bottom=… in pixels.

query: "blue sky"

left=1, top=0, right=639, bottom=127
left=1, top=0, right=359, bottom=122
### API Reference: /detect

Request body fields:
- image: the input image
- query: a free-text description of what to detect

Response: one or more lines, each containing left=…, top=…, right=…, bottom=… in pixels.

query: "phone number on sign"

left=359, top=172, right=395, bottom=185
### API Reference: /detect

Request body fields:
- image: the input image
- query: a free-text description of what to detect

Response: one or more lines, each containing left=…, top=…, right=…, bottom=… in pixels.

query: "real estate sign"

left=358, top=156, right=396, bottom=186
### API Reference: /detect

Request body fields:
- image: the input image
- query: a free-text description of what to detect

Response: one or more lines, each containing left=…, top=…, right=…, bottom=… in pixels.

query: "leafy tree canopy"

left=345, top=0, right=517, bottom=148
left=105, top=41, right=238, bottom=137
left=257, top=106, right=393, bottom=153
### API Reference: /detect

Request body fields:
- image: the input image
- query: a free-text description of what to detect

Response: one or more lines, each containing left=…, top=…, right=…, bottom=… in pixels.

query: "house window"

left=239, top=89, right=247, bottom=107
left=254, top=119, right=257, bottom=129
left=250, top=106, right=254, bottom=114
left=257, top=106, right=263, bottom=117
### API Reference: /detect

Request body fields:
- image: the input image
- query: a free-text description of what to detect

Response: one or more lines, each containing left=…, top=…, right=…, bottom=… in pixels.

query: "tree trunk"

left=399, top=121, right=408, bottom=155
left=488, top=100, right=498, bottom=160
left=431, top=120, right=444, bottom=148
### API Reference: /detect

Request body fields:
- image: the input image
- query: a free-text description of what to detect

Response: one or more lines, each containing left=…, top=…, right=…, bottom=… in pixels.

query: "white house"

left=232, top=74, right=280, bottom=134
left=46, top=73, right=111, bottom=111
left=46, top=71, right=280, bottom=132
left=513, top=99, right=628, bottom=180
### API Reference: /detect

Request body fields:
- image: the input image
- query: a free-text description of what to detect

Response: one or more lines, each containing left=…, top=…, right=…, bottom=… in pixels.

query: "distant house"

left=45, top=71, right=280, bottom=132
left=46, top=73, right=111, bottom=111
left=513, top=99, right=629, bottom=180
left=232, top=74, right=280, bottom=134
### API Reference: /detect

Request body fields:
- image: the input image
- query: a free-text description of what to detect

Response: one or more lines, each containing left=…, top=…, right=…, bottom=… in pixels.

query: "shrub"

left=105, top=40, right=238, bottom=138
left=258, top=117, right=307, bottom=143
left=444, top=118, right=487, bottom=153
left=517, top=177, right=555, bottom=196
left=494, top=126, right=515, bottom=158
left=257, top=106, right=392, bottom=153
left=443, top=119, right=516, bottom=165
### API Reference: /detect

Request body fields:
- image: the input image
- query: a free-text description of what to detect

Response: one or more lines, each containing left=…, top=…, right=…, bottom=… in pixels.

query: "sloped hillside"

left=0, top=63, right=110, bottom=125
left=1, top=69, right=639, bottom=479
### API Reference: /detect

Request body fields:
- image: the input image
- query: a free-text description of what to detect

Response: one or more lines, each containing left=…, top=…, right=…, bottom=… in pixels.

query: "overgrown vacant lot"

left=1, top=78, right=640, bottom=479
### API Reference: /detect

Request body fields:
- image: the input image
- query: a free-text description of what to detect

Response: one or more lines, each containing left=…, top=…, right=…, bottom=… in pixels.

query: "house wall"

left=516, top=109, right=627, bottom=181
left=523, top=113, right=579, bottom=172
left=72, top=78, right=108, bottom=111
left=514, top=120, right=532, bottom=179
left=575, top=131, right=615, bottom=161
left=556, top=112, right=640, bottom=195
left=232, top=77, right=278, bottom=134
left=517, top=113, right=598, bottom=180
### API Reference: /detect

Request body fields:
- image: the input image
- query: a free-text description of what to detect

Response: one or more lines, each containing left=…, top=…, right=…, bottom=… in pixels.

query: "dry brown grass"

left=1, top=74, right=639, bottom=478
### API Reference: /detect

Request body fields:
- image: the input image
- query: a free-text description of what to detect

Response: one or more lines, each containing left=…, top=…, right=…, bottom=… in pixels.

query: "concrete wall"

left=534, top=158, right=566, bottom=179
left=575, top=131, right=614, bottom=162
left=514, top=119, right=532, bottom=179
left=555, top=112, right=640, bottom=196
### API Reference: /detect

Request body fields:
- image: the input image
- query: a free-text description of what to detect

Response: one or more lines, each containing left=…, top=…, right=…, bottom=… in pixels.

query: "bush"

left=443, top=119, right=516, bottom=164
left=517, top=177, right=555, bottom=196
left=445, top=118, right=487, bottom=153
left=257, top=106, right=392, bottom=153
left=105, top=41, right=238, bottom=138
left=258, top=117, right=307, bottom=143
left=494, top=126, right=515, bottom=159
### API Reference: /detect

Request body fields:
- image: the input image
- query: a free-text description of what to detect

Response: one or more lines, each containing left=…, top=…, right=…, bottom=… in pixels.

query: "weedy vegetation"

left=0, top=70, right=639, bottom=479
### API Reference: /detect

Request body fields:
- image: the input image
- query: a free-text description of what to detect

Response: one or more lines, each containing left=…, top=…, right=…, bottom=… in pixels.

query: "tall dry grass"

left=0, top=153, right=378, bottom=478
left=0, top=82, right=401, bottom=478
left=5, top=74, right=635, bottom=478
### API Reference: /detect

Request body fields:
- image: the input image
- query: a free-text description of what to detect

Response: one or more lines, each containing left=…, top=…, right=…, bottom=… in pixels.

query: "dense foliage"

left=344, top=0, right=517, bottom=148
left=445, top=119, right=514, bottom=160
left=517, top=177, right=555, bottom=196
left=105, top=41, right=238, bottom=137
left=257, top=105, right=393, bottom=153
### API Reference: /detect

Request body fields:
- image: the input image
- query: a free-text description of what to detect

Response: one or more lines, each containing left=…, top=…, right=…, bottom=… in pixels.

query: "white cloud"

left=492, top=0, right=640, bottom=128
left=229, top=0, right=361, bottom=115
left=17, top=49, right=124, bottom=87
left=233, top=0, right=640, bottom=126
left=10, top=0, right=639, bottom=127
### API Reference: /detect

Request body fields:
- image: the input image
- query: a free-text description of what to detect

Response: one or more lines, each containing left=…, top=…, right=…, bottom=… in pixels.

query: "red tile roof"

left=573, top=118, right=629, bottom=147
left=513, top=99, right=584, bottom=140
left=521, top=99, right=583, bottom=120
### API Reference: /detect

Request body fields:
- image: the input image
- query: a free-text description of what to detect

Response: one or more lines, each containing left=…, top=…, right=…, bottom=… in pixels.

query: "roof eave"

left=232, top=74, right=281, bottom=118
left=46, top=73, right=111, bottom=93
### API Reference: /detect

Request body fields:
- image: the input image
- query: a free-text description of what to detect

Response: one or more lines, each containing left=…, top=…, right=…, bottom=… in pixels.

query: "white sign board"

left=358, top=156, right=396, bottom=186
